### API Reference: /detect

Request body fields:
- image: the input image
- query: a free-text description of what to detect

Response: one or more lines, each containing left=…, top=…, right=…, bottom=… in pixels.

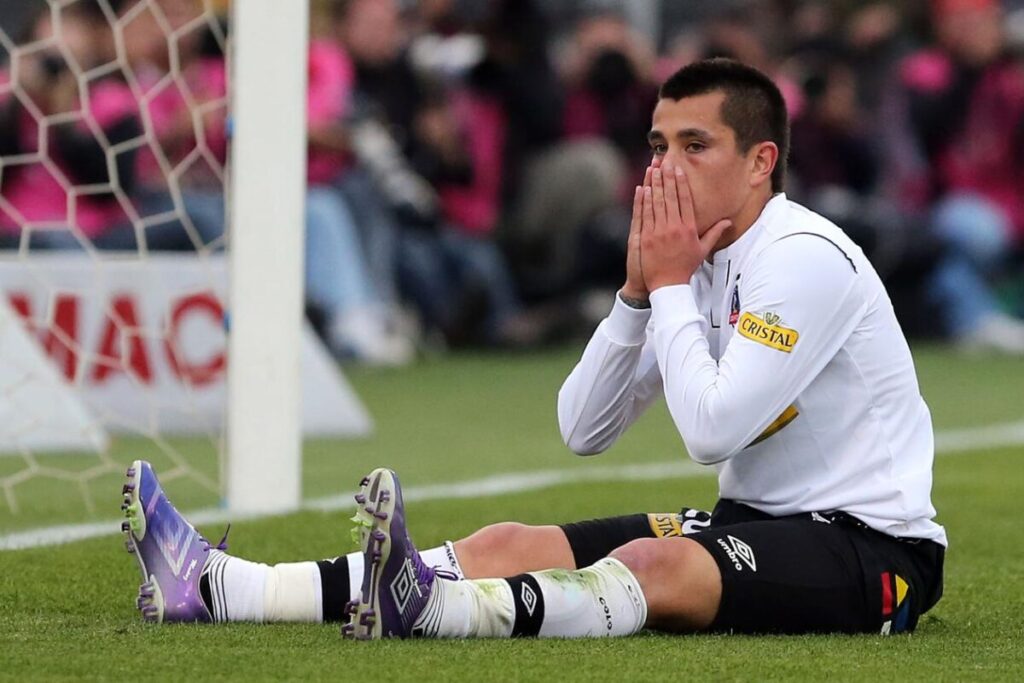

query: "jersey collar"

left=712, top=192, right=788, bottom=264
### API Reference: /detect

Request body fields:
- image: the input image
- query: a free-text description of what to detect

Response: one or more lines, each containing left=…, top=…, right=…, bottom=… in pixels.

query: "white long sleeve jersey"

left=558, top=194, right=946, bottom=546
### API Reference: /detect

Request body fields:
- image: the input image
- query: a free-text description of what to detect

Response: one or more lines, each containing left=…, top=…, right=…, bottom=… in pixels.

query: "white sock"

left=203, top=542, right=464, bottom=624
left=345, top=541, right=464, bottom=602
left=203, top=551, right=322, bottom=623
left=413, top=558, right=647, bottom=638
left=534, top=559, right=646, bottom=637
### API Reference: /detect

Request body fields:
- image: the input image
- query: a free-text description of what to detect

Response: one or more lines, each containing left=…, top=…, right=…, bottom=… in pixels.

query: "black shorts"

left=559, top=500, right=944, bottom=635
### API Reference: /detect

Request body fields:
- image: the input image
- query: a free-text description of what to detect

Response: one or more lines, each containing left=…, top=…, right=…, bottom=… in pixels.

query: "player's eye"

left=650, top=143, right=668, bottom=156
left=685, top=142, right=706, bottom=153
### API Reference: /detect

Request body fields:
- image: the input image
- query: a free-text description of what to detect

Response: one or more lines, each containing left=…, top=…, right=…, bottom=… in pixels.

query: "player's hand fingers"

left=662, top=161, right=683, bottom=228
left=675, top=165, right=698, bottom=229
left=629, top=185, right=643, bottom=236
left=643, top=164, right=654, bottom=188
left=699, top=218, right=732, bottom=254
left=642, top=185, right=654, bottom=235
left=652, top=166, right=667, bottom=231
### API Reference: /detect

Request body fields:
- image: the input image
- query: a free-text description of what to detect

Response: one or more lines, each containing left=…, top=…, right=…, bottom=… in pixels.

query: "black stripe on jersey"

left=773, top=232, right=858, bottom=273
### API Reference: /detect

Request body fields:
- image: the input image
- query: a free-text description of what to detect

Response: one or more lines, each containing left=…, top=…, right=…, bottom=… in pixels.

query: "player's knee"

left=608, top=537, right=671, bottom=578
left=469, top=521, right=532, bottom=551
left=612, top=536, right=713, bottom=571
left=609, top=538, right=721, bottom=630
left=456, top=522, right=535, bottom=568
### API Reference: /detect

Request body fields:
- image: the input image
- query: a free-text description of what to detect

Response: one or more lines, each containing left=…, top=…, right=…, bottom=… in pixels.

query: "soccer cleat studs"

left=345, top=468, right=437, bottom=640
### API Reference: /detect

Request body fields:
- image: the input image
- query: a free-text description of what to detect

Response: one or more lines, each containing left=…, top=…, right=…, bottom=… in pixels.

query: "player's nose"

left=660, top=150, right=683, bottom=167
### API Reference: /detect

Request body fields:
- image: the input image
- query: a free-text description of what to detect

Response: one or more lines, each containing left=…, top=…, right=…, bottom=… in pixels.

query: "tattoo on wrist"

left=619, top=292, right=651, bottom=309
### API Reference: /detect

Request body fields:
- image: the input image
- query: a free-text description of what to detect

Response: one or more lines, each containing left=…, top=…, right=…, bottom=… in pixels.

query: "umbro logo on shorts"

left=716, top=534, right=758, bottom=572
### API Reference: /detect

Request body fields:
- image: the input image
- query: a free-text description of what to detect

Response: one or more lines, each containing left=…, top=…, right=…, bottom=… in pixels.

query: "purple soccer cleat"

left=121, top=460, right=221, bottom=623
left=343, top=468, right=436, bottom=639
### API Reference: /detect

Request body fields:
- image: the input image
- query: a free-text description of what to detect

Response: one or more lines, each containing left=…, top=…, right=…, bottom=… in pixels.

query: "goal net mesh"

left=0, top=0, right=230, bottom=535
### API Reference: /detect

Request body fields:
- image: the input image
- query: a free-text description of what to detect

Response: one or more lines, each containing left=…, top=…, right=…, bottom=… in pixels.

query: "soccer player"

left=123, top=58, right=945, bottom=638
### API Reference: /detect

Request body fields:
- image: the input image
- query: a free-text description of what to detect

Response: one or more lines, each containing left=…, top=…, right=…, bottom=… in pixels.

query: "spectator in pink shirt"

left=129, top=12, right=412, bottom=363
left=0, top=2, right=142, bottom=249
left=332, top=0, right=536, bottom=347
left=892, top=0, right=1024, bottom=352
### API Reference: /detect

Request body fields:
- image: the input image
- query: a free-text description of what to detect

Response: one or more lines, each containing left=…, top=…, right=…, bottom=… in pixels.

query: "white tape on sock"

left=263, top=561, right=322, bottom=623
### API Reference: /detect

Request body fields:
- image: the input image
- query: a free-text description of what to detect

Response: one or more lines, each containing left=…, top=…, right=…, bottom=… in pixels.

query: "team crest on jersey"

left=729, top=275, right=741, bottom=327
left=737, top=311, right=799, bottom=353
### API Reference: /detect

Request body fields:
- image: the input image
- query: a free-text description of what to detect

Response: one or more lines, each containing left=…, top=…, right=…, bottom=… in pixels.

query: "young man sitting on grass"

left=122, top=59, right=945, bottom=638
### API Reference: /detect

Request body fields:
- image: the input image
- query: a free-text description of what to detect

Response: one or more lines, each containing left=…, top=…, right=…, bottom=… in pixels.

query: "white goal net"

left=0, top=0, right=366, bottom=544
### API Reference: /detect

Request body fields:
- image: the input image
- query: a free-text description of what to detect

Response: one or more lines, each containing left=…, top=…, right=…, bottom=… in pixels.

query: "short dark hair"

left=659, top=58, right=790, bottom=193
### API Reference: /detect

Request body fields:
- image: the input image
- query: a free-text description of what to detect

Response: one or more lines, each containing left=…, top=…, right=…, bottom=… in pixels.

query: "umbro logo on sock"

left=520, top=583, right=537, bottom=617
left=716, top=535, right=757, bottom=572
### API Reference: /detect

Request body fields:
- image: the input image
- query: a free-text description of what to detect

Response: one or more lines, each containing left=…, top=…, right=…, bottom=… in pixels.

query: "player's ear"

left=749, top=141, right=777, bottom=189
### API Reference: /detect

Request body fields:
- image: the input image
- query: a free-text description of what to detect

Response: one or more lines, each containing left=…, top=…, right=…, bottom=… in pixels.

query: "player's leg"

left=453, top=523, right=574, bottom=576
left=346, top=467, right=720, bottom=639
left=455, top=508, right=712, bottom=577
left=122, top=460, right=693, bottom=624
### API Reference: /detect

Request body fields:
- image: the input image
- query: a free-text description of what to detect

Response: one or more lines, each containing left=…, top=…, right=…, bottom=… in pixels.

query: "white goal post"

left=225, top=0, right=309, bottom=514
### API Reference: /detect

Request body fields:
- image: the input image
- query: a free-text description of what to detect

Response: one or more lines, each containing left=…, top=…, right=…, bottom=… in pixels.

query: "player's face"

left=647, top=91, right=760, bottom=235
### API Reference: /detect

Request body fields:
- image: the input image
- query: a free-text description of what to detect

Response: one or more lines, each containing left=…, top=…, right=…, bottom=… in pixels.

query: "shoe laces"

left=202, top=523, right=231, bottom=552
left=411, top=552, right=435, bottom=587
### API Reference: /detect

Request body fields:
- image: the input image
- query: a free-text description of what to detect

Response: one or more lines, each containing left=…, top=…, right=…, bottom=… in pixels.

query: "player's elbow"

left=562, top=429, right=609, bottom=456
left=558, top=406, right=612, bottom=456
left=668, top=399, right=741, bottom=465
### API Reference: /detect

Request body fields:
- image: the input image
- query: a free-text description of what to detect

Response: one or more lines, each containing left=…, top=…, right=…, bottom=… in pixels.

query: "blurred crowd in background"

left=2, top=0, right=1024, bottom=365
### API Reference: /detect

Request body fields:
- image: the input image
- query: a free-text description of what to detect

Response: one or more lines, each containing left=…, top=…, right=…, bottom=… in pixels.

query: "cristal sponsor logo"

left=520, top=583, right=538, bottom=617
left=389, top=558, right=419, bottom=613
left=715, top=535, right=757, bottom=572
left=648, top=513, right=684, bottom=538
left=737, top=312, right=799, bottom=353
left=598, top=596, right=613, bottom=631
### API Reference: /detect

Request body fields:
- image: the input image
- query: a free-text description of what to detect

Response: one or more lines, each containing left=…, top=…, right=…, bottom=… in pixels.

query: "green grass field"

left=1, top=346, right=1023, bottom=681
